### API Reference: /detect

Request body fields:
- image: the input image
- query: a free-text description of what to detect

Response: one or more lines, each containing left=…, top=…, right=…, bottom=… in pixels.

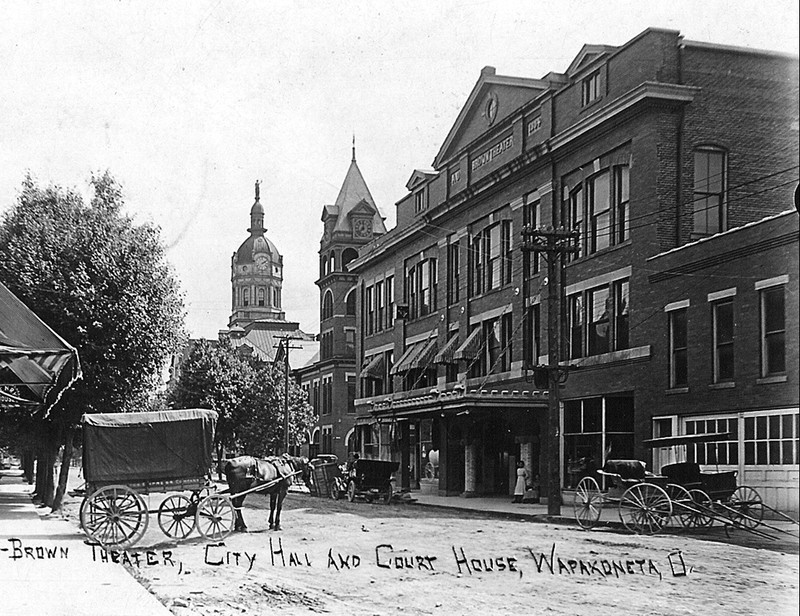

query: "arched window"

left=242, top=287, right=249, bottom=306
left=321, top=255, right=328, bottom=276
left=322, top=290, right=334, bottom=320
left=345, top=288, right=356, bottom=316
left=342, top=248, right=358, bottom=270
left=257, top=287, right=265, bottom=307
left=329, top=251, right=336, bottom=273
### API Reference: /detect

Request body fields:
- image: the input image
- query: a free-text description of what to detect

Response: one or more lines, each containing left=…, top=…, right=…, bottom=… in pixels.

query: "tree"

left=234, top=361, right=315, bottom=457
left=0, top=172, right=185, bottom=510
left=167, top=338, right=314, bottom=460
left=166, top=337, right=250, bottom=467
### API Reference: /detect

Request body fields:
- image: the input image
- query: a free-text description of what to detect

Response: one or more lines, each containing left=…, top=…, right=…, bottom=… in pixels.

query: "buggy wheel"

left=619, top=483, right=672, bottom=534
left=383, top=482, right=393, bottom=505
left=328, top=480, right=340, bottom=500
left=158, top=495, right=196, bottom=539
left=665, top=483, right=694, bottom=528
left=729, top=486, right=764, bottom=529
left=347, top=480, right=356, bottom=502
left=685, top=489, right=714, bottom=527
left=80, top=484, right=148, bottom=548
left=573, top=476, right=602, bottom=530
left=195, top=494, right=235, bottom=541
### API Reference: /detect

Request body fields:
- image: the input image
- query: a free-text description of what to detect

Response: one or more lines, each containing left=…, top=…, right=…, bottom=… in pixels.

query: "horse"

left=223, top=455, right=313, bottom=532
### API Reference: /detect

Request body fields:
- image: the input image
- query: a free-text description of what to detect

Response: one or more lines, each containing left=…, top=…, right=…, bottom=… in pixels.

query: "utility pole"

left=274, top=336, right=303, bottom=455
left=520, top=225, right=579, bottom=516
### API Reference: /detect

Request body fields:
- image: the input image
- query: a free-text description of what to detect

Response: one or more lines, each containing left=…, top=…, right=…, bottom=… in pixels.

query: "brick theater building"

left=344, top=28, right=798, bottom=512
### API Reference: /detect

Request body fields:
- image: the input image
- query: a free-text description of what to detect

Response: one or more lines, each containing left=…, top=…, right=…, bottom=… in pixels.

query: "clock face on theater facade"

left=353, top=219, right=372, bottom=239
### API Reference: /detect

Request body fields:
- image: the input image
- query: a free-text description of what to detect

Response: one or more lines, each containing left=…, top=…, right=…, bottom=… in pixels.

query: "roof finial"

left=352, top=134, right=356, bottom=163
left=255, top=179, right=261, bottom=202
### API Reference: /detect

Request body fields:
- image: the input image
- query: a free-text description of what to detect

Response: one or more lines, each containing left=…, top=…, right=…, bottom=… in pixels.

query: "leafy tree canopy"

left=0, top=172, right=186, bottom=421
left=167, top=338, right=314, bottom=456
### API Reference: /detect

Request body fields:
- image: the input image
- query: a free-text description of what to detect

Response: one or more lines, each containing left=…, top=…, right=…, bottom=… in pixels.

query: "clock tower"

left=229, top=181, right=286, bottom=327
left=297, top=143, right=386, bottom=460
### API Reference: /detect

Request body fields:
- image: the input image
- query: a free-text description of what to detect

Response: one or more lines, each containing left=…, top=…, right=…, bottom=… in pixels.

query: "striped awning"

left=434, top=333, right=460, bottom=364
left=407, top=337, right=438, bottom=370
left=453, top=327, right=482, bottom=361
left=359, top=354, right=384, bottom=379
left=389, top=341, right=425, bottom=375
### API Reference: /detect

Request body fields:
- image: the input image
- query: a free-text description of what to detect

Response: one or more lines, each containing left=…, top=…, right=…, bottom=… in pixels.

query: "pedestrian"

left=513, top=460, right=529, bottom=503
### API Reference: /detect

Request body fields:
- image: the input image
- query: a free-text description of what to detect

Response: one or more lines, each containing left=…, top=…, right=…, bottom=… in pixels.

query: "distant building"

left=221, top=181, right=318, bottom=371
left=296, top=144, right=387, bottom=460
left=346, top=28, right=798, bottom=513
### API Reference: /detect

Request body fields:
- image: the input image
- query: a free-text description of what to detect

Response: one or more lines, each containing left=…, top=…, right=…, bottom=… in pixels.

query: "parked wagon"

left=309, top=454, right=342, bottom=499
left=572, top=459, right=674, bottom=534
left=333, top=458, right=398, bottom=504
left=79, top=409, right=236, bottom=548
left=644, top=432, right=799, bottom=539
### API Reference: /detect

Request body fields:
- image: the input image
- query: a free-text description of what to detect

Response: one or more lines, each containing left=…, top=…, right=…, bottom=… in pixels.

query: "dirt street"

left=63, top=490, right=799, bottom=616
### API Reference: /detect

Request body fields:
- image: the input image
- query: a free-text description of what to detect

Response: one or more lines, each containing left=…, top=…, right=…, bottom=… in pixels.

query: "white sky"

left=1, top=0, right=797, bottom=339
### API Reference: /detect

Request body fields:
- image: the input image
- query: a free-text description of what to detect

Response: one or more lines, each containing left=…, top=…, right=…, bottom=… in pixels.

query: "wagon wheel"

left=328, top=479, right=340, bottom=500
left=383, top=482, right=393, bottom=505
left=573, top=476, right=603, bottom=530
left=685, top=489, right=714, bottom=528
left=665, top=483, right=694, bottom=529
left=346, top=480, right=356, bottom=502
left=158, top=495, right=197, bottom=539
left=195, top=494, right=235, bottom=541
left=619, top=483, right=672, bottom=534
left=80, top=484, right=149, bottom=548
left=728, top=486, right=764, bottom=529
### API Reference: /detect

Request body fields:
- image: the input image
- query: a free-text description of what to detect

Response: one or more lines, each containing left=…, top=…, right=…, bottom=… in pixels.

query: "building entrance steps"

left=0, top=475, right=172, bottom=616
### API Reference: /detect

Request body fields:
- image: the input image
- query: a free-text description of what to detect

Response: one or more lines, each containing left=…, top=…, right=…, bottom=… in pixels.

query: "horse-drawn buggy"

left=80, top=409, right=314, bottom=548
left=330, top=458, right=398, bottom=504
left=573, top=432, right=799, bottom=538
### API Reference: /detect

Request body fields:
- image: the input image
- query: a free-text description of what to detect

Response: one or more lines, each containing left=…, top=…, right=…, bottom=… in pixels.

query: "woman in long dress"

left=513, top=461, right=529, bottom=503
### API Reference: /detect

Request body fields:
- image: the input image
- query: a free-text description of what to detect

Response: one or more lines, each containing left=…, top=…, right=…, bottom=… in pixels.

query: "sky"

left=1, top=0, right=798, bottom=340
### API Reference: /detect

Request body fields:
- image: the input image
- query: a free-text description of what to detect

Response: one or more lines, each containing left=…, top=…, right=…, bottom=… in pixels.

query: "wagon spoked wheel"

left=728, top=486, right=764, bottom=529
left=80, top=484, right=149, bottom=548
left=195, top=494, right=235, bottom=541
left=665, top=483, right=694, bottom=529
left=619, top=483, right=672, bottom=534
left=347, top=480, right=356, bottom=502
left=685, top=489, right=714, bottom=527
left=158, top=495, right=197, bottom=539
left=573, top=476, right=603, bottom=530
left=383, top=482, right=393, bottom=505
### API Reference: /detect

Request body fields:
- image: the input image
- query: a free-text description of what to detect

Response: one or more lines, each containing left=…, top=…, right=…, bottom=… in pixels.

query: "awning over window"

left=359, top=354, right=384, bottom=379
left=0, top=281, right=81, bottom=416
left=407, top=337, right=438, bottom=370
left=453, top=327, right=482, bottom=361
left=389, top=341, right=425, bottom=376
left=434, top=333, right=460, bottom=364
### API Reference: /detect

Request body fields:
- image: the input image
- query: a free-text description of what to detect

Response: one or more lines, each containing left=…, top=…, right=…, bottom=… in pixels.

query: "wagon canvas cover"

left=82, top=409, right=217, bottom=484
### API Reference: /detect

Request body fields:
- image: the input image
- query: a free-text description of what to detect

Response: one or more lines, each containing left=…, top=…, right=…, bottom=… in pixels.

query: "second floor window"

left=406, top=259, right=437, bottom=319
left=669, top=308, right=688, bottom=388
left=712, top=299, right=734, bottom=382
left=588, top=171, right=611, bottom=253
left=365, top=286, right=375, bottom=334
left=375, top=281, right=384, bottom=332
left=693, top=147, right=727, bottom=236
left=385, top=276, right=395, bottom=328
left=447, top=241, right=460, bottom=305
left=568, top=278, right=631, bottom=359
left=760, top=285, right=785, bottom=377
left=524, top=304, right=541, bottom=367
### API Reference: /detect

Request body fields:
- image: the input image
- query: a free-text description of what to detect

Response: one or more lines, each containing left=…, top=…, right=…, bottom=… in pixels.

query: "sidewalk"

left=0, top=473, right=172, bottom=616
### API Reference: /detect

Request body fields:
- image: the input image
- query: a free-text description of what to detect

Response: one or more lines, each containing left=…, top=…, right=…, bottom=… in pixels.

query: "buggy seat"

left=599, top=459, right=665, bottom=487
left=660, top=462, right=703, bottom=489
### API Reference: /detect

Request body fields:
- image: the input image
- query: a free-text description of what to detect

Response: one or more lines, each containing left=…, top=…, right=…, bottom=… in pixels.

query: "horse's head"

left=284, top=454, right=314, bottom=490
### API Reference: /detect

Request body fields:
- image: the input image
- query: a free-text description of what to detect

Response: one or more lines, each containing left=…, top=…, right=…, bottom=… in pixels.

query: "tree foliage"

left=167, top=338, right=314, bottom=456
left=0, top=172, right=186, bottom=419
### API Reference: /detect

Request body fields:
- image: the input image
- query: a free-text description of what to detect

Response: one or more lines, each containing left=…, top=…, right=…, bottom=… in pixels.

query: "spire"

left=249, top=179, right=265, bottom=234
left=352, top=134, right=356, bottom=163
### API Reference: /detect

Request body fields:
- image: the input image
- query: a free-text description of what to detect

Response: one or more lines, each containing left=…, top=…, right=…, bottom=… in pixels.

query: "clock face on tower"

left=353, top=218, right=372, bottom=239
left=255, top=255, right=269, bottom=272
